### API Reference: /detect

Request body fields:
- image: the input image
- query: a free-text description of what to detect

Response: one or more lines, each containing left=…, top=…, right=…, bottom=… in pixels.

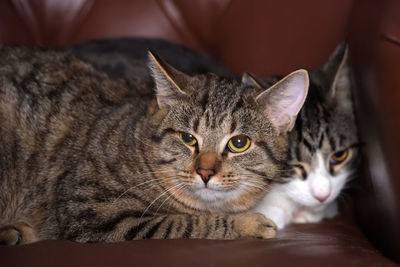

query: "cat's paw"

left=0, top=226, right=22, bottom=245
left=233, top=213, right=277, bottom=239
left=259, top=206, right=290, bottom=230
left=0, top=222, right=37, bottom=245
left=292, top=209, right=324, bottom=224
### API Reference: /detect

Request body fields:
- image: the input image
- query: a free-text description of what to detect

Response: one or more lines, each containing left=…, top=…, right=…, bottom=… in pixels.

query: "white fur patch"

left=253, top=151, right=350, bottom=229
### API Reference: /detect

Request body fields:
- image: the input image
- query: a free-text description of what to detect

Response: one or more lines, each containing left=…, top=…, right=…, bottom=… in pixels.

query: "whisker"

left=113, top=176, right=179, bottom=202
left=154, top=184, right=187, bottom=215
left=140, top=183, right=185, bottom=219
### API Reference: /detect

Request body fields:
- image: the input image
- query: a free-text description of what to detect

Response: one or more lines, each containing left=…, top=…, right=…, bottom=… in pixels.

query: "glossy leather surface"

left=0, top=0, right=399, bottom=265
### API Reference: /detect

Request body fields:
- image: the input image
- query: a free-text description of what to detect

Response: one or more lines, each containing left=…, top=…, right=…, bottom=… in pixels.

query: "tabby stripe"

left=156, top=158, right=177, bottom=165
left=325, top=127, right=337, bottom=151
left=231, top=98, right=244, bottom=115
left=204, top=109, right=210, bottom=128
left=76, top=207, right=97, bottom=223
left=144, top=216, right=167, bottom=239
left=151, top=127, right=176, bottom=143
left=230, top=121, right=237, bottom=134
left=295, top=115, right=304, bottom=142
left=163, top=220, right=174, bottom=239
left=182, top=215, right=193, bottom=238
left=95, top=211, right=146, bottom=233
left=100, top=110, right=132, bottom=154
left=294, top=142, right=302, bottom=161
left=200, top=78, right=210, bottom=112
left=255, top=141, right=280, bottom=164
left=302, top=137, right=314, bottom=153
left=244, top=168, right=273, bottom=180
left=175, top=218, right=184, bottom=236
left=222, top=217, right=228, bottom=238
left=204, top=216, right=211, bottom=238
left=318, top=132, right=326, bottom=148
left=214, top=215, right=221, bottom=232
left=124, top=218, right=153, bottom=240
left=218, top=113, right=227, bottom=127
left=193, top=118, right=200, bottom=133
left=229, top=218, right=237, bottom=238
left=193, top=215, right=200, bottom=236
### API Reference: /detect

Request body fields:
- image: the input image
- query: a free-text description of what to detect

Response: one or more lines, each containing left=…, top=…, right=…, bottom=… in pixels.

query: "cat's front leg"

left=0, top=222, right=38, bottom=245
left=67, top=213, right=276, bottom=242
left=252, top=188, right=294, bottom=230
left=120, top=213, right=276, bottom=240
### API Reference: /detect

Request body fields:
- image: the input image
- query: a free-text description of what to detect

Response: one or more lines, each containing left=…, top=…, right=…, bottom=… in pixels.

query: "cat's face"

left=283, top=108, right=359, bottom=207
left=283, top=44, right=360, bottom=207
left=144, top=52, right=309, bottom=213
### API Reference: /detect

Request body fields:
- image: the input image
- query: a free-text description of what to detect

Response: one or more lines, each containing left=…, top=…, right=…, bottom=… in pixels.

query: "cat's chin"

left=194, top=187, right=226, bottom=202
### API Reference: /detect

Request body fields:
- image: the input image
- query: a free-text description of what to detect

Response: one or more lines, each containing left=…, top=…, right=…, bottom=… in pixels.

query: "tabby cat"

left=253, top=44, right=360, bottom=228
left=0, top=45, right=308, bottom=245
left=70, top=38, right=359, bottom=229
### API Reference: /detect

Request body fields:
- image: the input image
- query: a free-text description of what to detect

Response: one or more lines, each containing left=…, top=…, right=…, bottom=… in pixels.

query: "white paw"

left=258, top=206, right=291, bottom=230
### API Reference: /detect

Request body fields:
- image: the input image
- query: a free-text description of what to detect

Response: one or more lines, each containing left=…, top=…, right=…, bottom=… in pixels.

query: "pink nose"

left=196, top=168, right=215, bottom=184
left=313, top=193, right=329, bottom=203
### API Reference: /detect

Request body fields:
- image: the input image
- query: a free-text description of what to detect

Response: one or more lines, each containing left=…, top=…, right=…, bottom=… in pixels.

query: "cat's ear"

left=148, top=51, right=192, bottom=108
left=312, top=42, right=351, bottom=98
left=256, top=69, right=309, bottom=133
left=315, top=43, right=353, bottom=109
left=241, top=72, right=264, bottom=89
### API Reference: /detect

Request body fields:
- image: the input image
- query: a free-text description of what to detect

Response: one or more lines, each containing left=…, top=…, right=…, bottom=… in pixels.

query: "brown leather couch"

left=0, top=0, right=399, bottom=266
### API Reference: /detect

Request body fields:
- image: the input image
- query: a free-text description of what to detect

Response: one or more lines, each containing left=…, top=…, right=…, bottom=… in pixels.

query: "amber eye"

left=227, top=135, right=251, bottom=153
left=179, top=132, right=197, bottom=146
left=330, top=149, right=349, bottom=165
left=293, top=164, right=307, bottom=180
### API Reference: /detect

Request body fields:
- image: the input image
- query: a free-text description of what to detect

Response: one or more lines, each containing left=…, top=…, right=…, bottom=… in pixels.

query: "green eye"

left=179, top=132, right=197, bottom=146
left=227, top=135, right=251, bottom=153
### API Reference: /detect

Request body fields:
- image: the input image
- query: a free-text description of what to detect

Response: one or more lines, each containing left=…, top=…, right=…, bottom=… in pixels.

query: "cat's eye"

left=293, top=164, right=307, bottom=180
left=227, top=135, right=251, bottom=153
left=330, top=149, right=349, bottom=165
left=179, top=132, right=197, bottom=146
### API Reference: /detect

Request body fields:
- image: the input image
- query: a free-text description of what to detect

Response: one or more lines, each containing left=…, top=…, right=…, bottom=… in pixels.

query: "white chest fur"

left=253, top=152, right=349, bottom=229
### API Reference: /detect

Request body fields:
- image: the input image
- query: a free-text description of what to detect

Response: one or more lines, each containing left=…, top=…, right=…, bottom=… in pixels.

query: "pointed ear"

left=256, top=69, right=309, bottom=133
left=329, top=44, right=351, bottom=101
left=241, top=72, right=264, bottom=89
left=148, top=51, right=192, bottom=108
left=311, top=42, right=351, bottom=96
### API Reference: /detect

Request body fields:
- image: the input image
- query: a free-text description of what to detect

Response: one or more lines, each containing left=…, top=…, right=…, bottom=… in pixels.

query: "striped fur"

left=0, top=45, right=307, bottom=244
left=253, top=44, right=360, bottom=228
left=70, top=38, right=359, bottom=230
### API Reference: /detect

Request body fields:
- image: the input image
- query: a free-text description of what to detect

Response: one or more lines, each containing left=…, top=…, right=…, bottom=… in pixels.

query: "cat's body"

left=69, top=38, right=234, bottom=80
left=0, top=45, right=308, bottom=244
left=253, top=45, right=359, bottom=228
left=70, top=38, right=359, bottom=229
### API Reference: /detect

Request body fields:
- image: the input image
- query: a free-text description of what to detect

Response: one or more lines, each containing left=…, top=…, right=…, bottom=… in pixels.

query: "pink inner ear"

left=269, top=72, right=309, bottom=131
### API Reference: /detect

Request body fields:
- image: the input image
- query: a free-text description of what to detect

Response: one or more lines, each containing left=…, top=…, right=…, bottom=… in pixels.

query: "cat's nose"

left=196, top=168, right=216, bottom=184
left=313, top=193, right=329, bottom=203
